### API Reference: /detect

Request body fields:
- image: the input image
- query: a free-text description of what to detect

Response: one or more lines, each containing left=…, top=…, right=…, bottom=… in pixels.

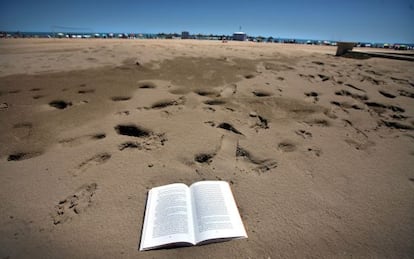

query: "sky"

left=1, top=0, right=413, bottom=43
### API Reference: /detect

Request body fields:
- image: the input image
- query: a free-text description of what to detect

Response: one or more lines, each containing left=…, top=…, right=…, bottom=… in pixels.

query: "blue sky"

left=1, top=0, right=413, bottom=43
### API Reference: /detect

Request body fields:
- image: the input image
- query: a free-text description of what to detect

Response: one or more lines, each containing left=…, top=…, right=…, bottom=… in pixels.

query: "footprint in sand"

left=236, top=145, right=278, bottom=173
left=389, top=114, right=409, bottom=121
left=299, top=73, right=316, bottom=82
left=202, top=107, right=216, bottom=113
left=312, top=61, right=325, bottom=66
left=217, top=122, right=244, bottom=135
left=138, top=82, right=157, bottom=89
left=58, top=133, right=106, bottom=147
left=304, top=118, right=331, bottom=127
left=335, top=90, right=368, bottom=101
left=193, top=135, right=277, bottom=174
left=115, top=124, right=167, bottom=151
left=398, top=90, right=414, bottom=99
left=277, top=141, right=297, bottom=152
left=331, top=101, right=364, bottom=111
left=252, top=90, right=273, bottom=97
left=248, top=112, right=269, bottom=131
left=344, top=83, right=366, bottom=93
left=204, top=99, right=226, bottom=105
left=317, top=74, right=330, bottom=82
left=194, top=89, right=219, bottom=97
left=111, top=96, right=131, bottom=102
left=71, top=152, right=111, bottom=176
left=390, top=76, right=410, bottom=85
left=52, top=183, right=97, bottom=225
left=365, top=102, right=405, bottom=114
left=7, top=151, right=43, bottom=161
left=305, top=92, right=319, bottom=103
left=194, top=153, right=215, bottom=164
left=380, top=120, right=414, bottom=130
left=295, top=130, right=312, bottom=139
left=365, top=70, right=383, bottom=76
left=360, top=75, right=383, bottom=85
left=115, top=124, right=150, bottom=137
left=149, top=97, right=185, bottom=109
left=378, top=90, right=396, bottom=99
left=78, top=89, right=95, bottom=94
left=49, top=100, right=72, bottom=110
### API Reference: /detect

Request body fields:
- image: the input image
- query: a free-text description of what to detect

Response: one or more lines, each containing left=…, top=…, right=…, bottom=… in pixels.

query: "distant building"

left=233, top=32, right=247, bottom=41
left=182, top=31, right=190, bottom=39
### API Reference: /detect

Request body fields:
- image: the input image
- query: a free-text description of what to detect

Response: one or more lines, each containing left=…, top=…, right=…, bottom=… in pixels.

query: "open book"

left=139, top=181, right=247, bottom=251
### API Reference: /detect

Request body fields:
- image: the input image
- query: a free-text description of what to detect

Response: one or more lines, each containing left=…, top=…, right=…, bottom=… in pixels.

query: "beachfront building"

left=181, top=31, right=190, bottom=39
left=233, top=32, right=247, bottom=41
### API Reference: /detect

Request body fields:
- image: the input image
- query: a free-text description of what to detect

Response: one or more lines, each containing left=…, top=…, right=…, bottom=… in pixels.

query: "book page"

left=139, top=183, right=195, bottom=251
left=190, top=181, right=247, bottom=244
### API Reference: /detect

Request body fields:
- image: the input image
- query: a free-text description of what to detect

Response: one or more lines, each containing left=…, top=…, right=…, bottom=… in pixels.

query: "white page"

left=190, top=181, right=247, bottom=244
left=140, top=183, right=195, bottom=251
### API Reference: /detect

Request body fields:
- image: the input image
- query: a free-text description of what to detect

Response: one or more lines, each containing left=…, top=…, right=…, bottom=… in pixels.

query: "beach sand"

left=0, top=38, right=413, bottom=258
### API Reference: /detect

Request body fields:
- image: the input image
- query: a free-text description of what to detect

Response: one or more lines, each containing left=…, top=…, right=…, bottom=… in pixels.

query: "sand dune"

left=0, top=39, right=413, bottom=258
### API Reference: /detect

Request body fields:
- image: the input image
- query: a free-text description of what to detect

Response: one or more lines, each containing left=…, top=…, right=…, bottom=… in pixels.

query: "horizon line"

left=1, top=30, right=413, bottom=45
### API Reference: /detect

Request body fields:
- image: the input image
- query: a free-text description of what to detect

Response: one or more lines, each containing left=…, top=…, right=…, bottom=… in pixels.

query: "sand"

left=0, top=38, right=413, bottom=258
